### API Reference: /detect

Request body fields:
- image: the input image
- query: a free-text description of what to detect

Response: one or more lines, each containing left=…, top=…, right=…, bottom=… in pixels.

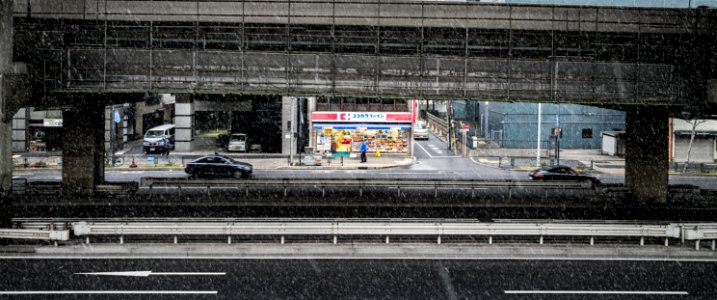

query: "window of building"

left=582, top=128, right=593, bottom=139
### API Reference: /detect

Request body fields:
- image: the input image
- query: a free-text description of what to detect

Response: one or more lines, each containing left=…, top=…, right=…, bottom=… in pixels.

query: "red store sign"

left=312, top=112, right=412, bottom=123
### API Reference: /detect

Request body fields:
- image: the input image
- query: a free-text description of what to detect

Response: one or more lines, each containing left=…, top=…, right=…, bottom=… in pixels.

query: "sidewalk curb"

left=468, top=156, right=504, bottom=170
left=274, top=157, right=416, bottom=170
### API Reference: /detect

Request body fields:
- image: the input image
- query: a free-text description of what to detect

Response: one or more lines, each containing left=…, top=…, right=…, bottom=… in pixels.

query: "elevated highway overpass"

left=1, top=0, right=717, bottom=212
left=8, top=0, right=717, bottom=107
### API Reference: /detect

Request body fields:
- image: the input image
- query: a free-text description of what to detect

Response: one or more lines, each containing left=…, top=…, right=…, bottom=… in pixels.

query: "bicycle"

left=105, top=155, right=125, bottom=167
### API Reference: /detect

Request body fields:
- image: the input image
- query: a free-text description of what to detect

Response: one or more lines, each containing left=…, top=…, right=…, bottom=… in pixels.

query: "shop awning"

left=313, top=123, right=411, bottom=130
left=674, top=130, right=717, bottom=137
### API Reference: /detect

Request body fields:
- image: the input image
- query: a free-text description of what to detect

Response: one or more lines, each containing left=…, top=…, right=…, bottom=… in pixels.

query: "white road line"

left=414, top=142, right=434, bottom=158
left=6, top=256, right=717, bottom=262
left=504, top=290, right=688, bottom=295
left=75, top=271, right=226, bottom=277
left=0, top=291, right=218, bottom=295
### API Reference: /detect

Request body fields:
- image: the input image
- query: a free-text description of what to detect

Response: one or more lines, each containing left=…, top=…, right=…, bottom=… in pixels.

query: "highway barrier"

left=140, top=177, right=595, bottom=198
left=71, top=220, right=681, bottom=246
left=683, top=224, right=717, bottom=250
left=0, top=228, right=70, bottom=243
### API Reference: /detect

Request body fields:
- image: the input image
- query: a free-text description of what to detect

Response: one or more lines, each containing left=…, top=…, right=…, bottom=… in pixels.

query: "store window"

left=314, top=125, right=410, bottom=156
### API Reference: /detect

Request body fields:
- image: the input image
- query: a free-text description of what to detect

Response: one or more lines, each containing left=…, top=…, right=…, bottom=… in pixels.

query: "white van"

left=227, top=133, right=247, bottom=152
left=143, top=124, right=175, bottom=154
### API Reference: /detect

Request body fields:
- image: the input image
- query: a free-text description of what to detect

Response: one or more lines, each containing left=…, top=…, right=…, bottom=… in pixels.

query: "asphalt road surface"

left=0, top=258, right=714, bottom=299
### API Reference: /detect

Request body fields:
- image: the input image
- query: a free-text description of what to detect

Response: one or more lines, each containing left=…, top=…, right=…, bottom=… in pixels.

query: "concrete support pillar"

left=174, top=95, right=194, bottom=152
left=62, top=102, right=105, bottom=195
left=11, top=108, right=27, bottom=152
left=1, top=1, right=14, bottom=224
left=625, top=109, right=669, bottom=203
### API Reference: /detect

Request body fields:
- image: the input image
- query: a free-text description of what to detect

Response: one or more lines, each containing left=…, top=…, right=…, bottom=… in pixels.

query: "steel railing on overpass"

left=69, top=220, right=682, bottom=247
left=140, top=177, right=595, bottom=198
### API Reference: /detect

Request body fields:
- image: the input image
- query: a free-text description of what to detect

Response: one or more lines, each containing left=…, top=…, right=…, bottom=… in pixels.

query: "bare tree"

left=683, top=119, right=707, bottom=173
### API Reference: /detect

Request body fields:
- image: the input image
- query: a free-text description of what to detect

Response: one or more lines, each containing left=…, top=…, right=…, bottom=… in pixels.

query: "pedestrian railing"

left=70, top=220, right=681, bottom=247
left=425, top=112, right=448, bottom=137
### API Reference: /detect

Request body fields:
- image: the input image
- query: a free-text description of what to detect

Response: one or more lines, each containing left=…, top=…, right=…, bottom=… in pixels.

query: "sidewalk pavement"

left=469, top=147, right=626, bottom=175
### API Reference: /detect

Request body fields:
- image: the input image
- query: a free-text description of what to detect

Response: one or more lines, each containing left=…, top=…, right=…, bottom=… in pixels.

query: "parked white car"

left=413, top=121, right=429, bottom=140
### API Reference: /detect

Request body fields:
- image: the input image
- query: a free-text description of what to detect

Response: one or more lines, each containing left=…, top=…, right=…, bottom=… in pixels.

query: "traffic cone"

left=130, top=156, right=138, bottom=168
left=375, top=149, right=381, bottom=157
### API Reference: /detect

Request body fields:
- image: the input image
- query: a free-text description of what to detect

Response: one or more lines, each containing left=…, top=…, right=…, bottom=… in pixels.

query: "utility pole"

left=289, top=97, right=296, bottom=165
left=536, top=103, right=542, bottom=167
left=447, top=101, right=453, bottom=151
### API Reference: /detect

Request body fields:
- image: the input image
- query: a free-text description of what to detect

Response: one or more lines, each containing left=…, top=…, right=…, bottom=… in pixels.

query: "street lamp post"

left=483, top=102, right=490, bottom=138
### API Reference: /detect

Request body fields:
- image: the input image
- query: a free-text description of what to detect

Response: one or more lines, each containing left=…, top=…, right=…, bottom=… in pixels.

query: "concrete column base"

left=174, top=95, right=194, bottom=152
left=62, top=102, right=105, bottom=195
left=12, top=108, right=26, bottom=152
left=625, top=109, right=669, bottom=203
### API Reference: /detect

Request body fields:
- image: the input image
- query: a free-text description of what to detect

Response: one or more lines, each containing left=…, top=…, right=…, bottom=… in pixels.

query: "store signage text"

left=43, top=118, right=63, bottom=127
left=312, top=112, right=412, bottom=123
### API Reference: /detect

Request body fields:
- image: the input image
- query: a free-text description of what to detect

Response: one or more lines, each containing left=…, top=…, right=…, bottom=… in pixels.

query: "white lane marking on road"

left=427, top=145, right=445, bottom=154
left=0, top=291, right=218, bottom=295
left=415, top=142, right=434, bottom=158
left=75, top=271, right=226, bottom=277
left=504, top=290, right=688, bottom=295
left=7, top=256, right=717, bottom=262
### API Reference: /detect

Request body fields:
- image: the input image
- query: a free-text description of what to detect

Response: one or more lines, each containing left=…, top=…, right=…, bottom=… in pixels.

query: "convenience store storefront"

left=311, top=112, right=413, bottom=157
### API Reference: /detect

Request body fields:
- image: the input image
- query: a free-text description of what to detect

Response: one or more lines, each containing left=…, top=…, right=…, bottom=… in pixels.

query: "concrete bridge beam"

left=61, top=100, right=105, bottom=195
left=624, top=109, right=669, bottom=203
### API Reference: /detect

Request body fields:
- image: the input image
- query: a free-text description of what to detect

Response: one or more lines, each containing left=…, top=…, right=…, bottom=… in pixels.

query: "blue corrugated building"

left=452, top=101, right=625, bottom=149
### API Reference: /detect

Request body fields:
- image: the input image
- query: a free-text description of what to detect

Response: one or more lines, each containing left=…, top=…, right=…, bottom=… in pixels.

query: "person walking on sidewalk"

left=360, top=140, right=368, bottom=163
left=163, top=137, right=171, bottom=157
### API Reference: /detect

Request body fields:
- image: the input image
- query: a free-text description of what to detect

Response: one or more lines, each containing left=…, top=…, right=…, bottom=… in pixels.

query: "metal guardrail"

left=71, top=221, right=680, bottom=246
left=12, top=181, right=139, bottom=196
left=425, top=112, right=448, bottom=137
left=683, top=224, right=717, bottom=250
left=0, top=229, right=70, bottom=241
left=140, top=177, right=595, bottom=197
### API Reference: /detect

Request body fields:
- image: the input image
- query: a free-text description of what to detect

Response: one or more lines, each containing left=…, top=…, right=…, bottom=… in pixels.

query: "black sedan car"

left=185, top=155, right=253, bottom=178
left=528, top=165, right=595, bottom=182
